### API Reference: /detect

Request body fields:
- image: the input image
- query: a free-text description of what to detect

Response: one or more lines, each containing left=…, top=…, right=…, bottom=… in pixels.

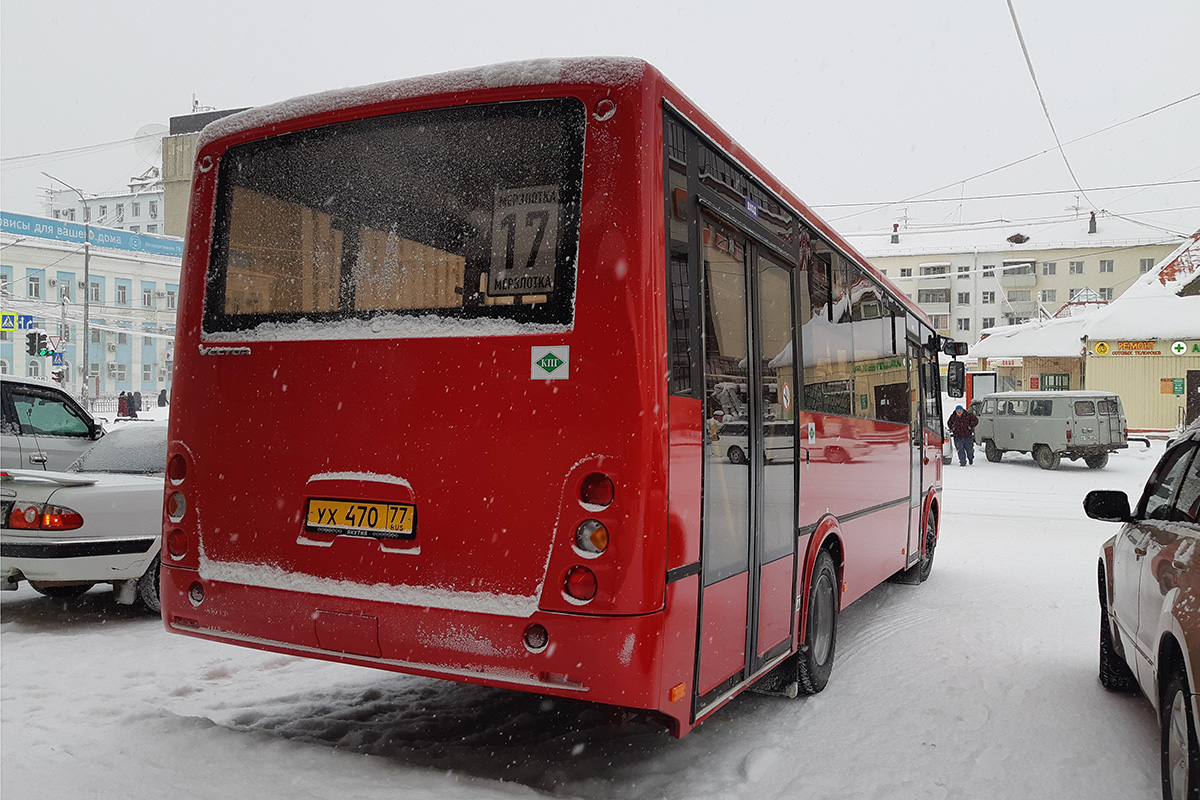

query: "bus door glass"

left=696, top=216, right=797, bottom=707
left=907, top=340, right=923, bottom=563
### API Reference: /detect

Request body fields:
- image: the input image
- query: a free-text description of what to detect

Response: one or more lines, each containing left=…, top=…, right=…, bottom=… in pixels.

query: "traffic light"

left=26, top=332, right=38, bottom=355
left=50, top=367, right=65, bottom=384
left=36, top=333, right=52, bottom=356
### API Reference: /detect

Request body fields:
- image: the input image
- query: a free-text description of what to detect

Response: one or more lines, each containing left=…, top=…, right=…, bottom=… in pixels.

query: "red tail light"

left=564, top=566, right=597, bottom=602
left=1066, top=429, right=1072, bottom=443
left=580, top=473, right=614, bottom=508
left=6, top=503, right=83, bottom=531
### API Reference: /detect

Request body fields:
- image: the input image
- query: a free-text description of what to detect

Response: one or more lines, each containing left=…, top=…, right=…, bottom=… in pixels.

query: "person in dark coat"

left=118, top=392, right=129, bottom=418
left=947, top=404, right=978, bottom=466
left=158, top=389, right=168, bottom=407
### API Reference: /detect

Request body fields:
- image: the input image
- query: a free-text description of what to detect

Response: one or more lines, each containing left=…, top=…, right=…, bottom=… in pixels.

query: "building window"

left=132, top=202, right=141, bottom=217
left=1140, top=258, right=1155, bottom=273
left=1069, top=261, right=1084, bottom=274
left=92, top=329, right=102, bottom=343
left=116, top=203, right=125, bottom=220
left=117, top=332, right=128, bottom=345
left=899, top=268, right=912, bottom=277
left=921, top=265, right=949, bottom=276
left=89, top=362, right=99, bottom=377
left=27, top=359, right=41, bottom=377
left=1006, top=263, right=1035, bottom=275
left=166, top=290, right=177, bottom=310
left=956, top=318, right=971, bottom=332
left=929, top=314, right=949, bottom=330
left=957, top=265, right=970, bottom=279
left=1099, top=260, right=1114, bottom=273
left=1007, top=316, right=1030, bottom=325
left=1007, top=290, right=1031, bottom=302
left=130, top=225, right=140, bottom=233
left=1099, top=287, right=1114, bottom=301
left=981, top=291, right=995, bottom=304
left=143, top=363, right=154, bottom=382
left=957, top=292, right=970, bottom=305
left=90, top=282, right=102, bottom=303
left=147, top=224, right=158, bottom=233
left=0, top=360, right=8, bottom=374
left=917, top=288, right=950, bottom=304
left=115, top=363, right=127, bottom=382
left=143, top=288, right=153, bottom=307
left=99, top=205, right=108, bottom=219
left=0, top=330, right=9, bottom=342
left=149, top=200, right=158, bottom=217
left=27, top=275, right=41, bottom=299
left=982, top=265, right=995, bottom=277
left=1041, top=373, right=1070, bottom=391
left=982, top=317, right=996, bottom=329
left=1040, top=289, right=1057, bottom=303
left=1042, top=262, right=1056, bottom=275
left=116, top=284, right=128, bottom=305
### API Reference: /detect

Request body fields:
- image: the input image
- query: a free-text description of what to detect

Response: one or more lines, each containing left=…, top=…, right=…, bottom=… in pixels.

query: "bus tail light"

left=575, top=520, right=609, bottom=555
left=564, top=566, right=597, bottom=602
left=167, top=454, right=188, bottom=484
left=580, top=473, right=614, bottom=508
left=167, top=529, right=189, bottom=560
left=166, top=491, right=187, bottom=523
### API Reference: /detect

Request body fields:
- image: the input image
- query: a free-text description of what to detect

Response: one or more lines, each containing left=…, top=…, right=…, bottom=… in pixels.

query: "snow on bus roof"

left=198, top=57, right=648, bottom=148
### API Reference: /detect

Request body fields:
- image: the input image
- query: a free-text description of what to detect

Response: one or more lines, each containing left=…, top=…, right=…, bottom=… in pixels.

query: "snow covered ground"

left=1, top=441, right=1171, bottom=799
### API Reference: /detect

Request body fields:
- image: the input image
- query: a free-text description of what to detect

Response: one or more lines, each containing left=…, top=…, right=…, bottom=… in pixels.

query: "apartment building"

left=846, top=212, right=1182, bottom=342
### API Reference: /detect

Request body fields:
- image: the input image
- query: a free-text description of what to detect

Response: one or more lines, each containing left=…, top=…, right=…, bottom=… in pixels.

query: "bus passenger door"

left=906, top=340, right=924, bottom=567
left=694, top=215, right=796, bottom=712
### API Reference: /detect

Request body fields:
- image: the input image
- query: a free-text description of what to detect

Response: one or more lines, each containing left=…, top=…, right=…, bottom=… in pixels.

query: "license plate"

left=305, top=498, right=416, bottom=539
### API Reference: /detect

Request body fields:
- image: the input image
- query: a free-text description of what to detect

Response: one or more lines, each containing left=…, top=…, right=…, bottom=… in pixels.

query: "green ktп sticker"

left=537, top=352, right=564, bottom=374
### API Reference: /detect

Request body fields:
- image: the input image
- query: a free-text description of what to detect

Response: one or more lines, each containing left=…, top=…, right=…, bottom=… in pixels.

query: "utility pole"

left=42, top=173, right=91, bottom=411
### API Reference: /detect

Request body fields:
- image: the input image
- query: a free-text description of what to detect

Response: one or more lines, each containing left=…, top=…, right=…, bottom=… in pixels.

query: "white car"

left=2, top=374, right=105, bottom=471
left=1, top=420, right=166, bottom=610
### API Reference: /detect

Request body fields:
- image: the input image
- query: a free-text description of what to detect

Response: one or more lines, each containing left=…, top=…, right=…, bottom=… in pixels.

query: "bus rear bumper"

left=161, top=565, right=695, bottom=729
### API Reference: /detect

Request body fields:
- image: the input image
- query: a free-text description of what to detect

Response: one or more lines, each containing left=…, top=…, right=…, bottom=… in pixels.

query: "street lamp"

left=41, top=172, right=91, bottom=410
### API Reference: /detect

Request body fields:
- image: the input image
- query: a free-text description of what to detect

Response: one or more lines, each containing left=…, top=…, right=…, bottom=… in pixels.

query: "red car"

left=1087, top=420, right=1200, bottom=800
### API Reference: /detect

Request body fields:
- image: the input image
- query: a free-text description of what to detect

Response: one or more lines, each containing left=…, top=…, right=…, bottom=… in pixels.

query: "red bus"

left=161, top=58, right=952, bottom=737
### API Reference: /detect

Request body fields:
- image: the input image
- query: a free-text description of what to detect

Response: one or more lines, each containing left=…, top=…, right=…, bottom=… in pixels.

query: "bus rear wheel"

left=797, top=549, right=839, bottom=695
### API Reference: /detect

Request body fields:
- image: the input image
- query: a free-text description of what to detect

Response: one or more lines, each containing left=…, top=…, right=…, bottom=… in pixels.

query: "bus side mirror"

left=947, top=361, right=966, bottom=398
left=943, top=341, right=969, bottom=357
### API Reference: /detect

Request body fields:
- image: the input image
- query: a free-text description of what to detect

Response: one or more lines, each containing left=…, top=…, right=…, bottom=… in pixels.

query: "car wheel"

left=1098, top=589, right=1138, bottom=692
left=29, top=582, right=94, bottom=598
left=797, top=549, right=839, bottom=695
left=984, top=440, right=1003, bottom=463
left=1085, top=453, right=1110, bottom=469
left=137, top=555, right=161, bottom=613
left=726, top=446, right=746, bottom=465
left=1162, top=667, right=1200, bottom=800
left=917, top=510, right=937, bottom=582
left=824, top=446, right=849, bottom=464
left=1034, top=444, right=1060, bottom=470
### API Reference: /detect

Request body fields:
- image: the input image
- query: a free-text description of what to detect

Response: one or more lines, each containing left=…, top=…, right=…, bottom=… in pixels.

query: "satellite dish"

left=134, top=123, right=169, bottom=166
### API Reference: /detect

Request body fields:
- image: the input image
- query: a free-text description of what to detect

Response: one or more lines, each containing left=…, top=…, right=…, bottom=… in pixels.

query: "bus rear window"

left=204, top=99, right=585, bottom=335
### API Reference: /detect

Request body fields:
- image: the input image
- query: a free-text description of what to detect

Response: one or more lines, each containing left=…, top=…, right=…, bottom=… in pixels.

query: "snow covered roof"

left=847, top=211, right=1184, bottom=258
left=199, top=58, right=648, bottom=148
left=969, top=231, right=1200, bottom=358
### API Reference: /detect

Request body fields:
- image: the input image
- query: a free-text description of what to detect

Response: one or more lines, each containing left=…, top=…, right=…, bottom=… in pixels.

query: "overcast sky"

left=2, top=0, right=1197, bottom=239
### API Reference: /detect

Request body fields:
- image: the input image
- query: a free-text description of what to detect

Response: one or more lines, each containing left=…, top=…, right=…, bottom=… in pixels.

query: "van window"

left=1006, top=400, right=1029, bottom=415
left=1098, top=399, right=1119, bottom=415
left=1030, top=399, right=1053, bottom=417
left=982, top=399, right=996, bottom=415
left=1074, top=401, right=1096, bottom=415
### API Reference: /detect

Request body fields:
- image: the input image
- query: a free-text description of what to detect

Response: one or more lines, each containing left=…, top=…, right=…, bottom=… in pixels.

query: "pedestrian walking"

left=947, top=404, right=978, bottom=466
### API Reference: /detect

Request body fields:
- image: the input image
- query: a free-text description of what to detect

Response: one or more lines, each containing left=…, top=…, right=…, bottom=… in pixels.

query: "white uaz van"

left=973, top=390, right=1128, bottom=470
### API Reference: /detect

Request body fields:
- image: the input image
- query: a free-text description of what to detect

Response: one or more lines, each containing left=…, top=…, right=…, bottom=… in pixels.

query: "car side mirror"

left=946, top=361, right=966, bottom=398
left=1083, top=490, right=1132, bottom=523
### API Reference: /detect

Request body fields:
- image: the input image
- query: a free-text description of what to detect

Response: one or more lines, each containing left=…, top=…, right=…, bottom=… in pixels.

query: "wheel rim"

left=811, top=572, right=835, bottom=664
left=921, top=516, right=937, bottom=571
left=1168, top=688, right=1190, bottom=800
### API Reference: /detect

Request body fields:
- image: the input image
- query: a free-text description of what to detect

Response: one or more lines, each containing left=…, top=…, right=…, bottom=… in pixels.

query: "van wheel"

left=726, top=445, right=746, bottom=464
left=1162, top=667, right=1200, bottom=800
left=797, top=550, right=839, bottom=694
left=1034, top=445, right=1060, bottom=470
left=1085, top=453, right=1109, bottom=469
left=984, top=440, right=1003, bottom=462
